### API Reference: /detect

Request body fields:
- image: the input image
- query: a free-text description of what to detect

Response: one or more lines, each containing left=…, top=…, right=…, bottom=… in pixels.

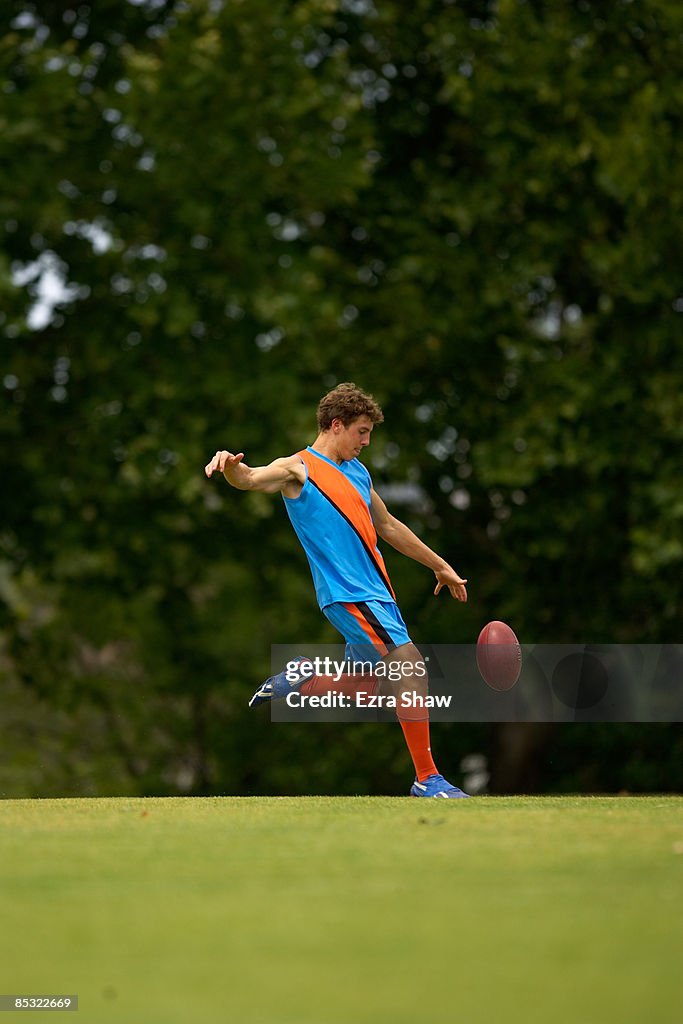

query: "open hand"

left=204, top=450, right=245, bottom=478
left=434, top=565, right=468, bottom=602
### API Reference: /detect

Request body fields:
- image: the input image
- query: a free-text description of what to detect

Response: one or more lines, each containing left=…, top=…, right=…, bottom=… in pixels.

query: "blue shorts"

left=323, top=600, right=412, bottom=665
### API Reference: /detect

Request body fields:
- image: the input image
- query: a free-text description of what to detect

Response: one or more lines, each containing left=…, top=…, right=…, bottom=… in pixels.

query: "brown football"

left=476, top=620, right=522, bottom=691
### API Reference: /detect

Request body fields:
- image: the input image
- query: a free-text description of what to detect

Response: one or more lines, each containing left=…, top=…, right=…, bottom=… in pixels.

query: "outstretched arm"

left=204, top=450, right=305, bottom=494
left=370, top=489, right=468, bottom=602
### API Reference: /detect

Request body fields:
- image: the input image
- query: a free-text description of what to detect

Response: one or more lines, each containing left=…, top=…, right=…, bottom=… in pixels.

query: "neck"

left=311, top=432, right=343, bottom=464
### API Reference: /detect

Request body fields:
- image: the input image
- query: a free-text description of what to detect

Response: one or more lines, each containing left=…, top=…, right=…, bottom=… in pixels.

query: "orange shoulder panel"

left=298, top=449, right=395, bottom=599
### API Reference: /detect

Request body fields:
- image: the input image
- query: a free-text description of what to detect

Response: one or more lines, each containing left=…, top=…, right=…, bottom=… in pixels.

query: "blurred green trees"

left=1, top=0, right=682, bottom=796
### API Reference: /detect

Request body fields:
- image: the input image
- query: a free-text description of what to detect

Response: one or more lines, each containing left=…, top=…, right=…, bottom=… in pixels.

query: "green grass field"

left=1, top=796, right=682, bottom=1023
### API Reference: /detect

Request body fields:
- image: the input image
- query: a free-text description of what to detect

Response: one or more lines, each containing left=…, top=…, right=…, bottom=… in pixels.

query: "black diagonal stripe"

left=355, top=601, right=395, bottom=647
left=308, top=478, right=394, bottom=599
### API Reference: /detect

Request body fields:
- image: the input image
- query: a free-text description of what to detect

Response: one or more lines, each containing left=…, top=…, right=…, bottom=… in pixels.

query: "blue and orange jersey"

left=282, top=447, right=395, bottom=610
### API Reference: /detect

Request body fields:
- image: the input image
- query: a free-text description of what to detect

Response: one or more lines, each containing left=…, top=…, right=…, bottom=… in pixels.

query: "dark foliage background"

left=2, top=0, right=682, bottom=796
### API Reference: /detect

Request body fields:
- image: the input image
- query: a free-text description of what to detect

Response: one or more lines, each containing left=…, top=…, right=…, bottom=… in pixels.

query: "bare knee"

left=380, top=642, right=428, bottom=696
left=390, top=642, right=427, bottom=675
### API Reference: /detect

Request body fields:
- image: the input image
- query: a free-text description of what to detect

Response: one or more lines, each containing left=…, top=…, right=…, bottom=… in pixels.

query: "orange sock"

left=299, top=676, right=438, bottom=781
left=299, top=673, right=378, bottom=700
left=398, top=718, right=438, bottom=782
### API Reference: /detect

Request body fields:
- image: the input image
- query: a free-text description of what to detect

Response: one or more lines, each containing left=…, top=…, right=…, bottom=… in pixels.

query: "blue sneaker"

left=248, top=656, right=315, bottom=708
left=410, top=774, right=470, bottom=799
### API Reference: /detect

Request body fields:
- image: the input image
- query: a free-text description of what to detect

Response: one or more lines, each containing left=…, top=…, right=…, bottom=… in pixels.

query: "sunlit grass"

left=1, top=796, right=682, bottom=1024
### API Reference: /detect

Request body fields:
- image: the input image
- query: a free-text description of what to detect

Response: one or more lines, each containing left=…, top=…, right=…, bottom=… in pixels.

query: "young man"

left=204, top=383, right=470, bottom=798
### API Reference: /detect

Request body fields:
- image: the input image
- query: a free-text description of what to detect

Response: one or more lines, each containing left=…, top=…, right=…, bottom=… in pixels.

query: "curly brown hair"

left=316, top=383, right=384, bottom=432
